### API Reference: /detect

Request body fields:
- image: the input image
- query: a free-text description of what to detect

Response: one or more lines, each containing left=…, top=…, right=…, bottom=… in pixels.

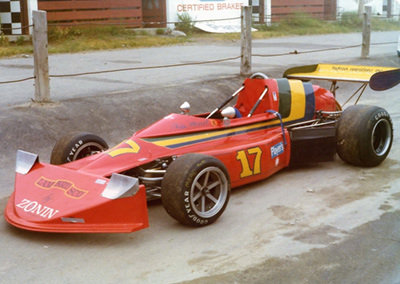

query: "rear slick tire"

left=336, top=105, right=393, bottom=167
left=161, top=154, right=230, bottom=227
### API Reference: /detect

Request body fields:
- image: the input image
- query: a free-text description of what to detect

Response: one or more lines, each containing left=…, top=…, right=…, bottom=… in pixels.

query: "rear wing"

left=283, top=64, right=400, bottom=91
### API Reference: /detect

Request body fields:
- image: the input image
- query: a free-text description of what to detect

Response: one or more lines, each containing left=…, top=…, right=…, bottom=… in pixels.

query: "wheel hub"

left=201, top=187, right=210, bottom=195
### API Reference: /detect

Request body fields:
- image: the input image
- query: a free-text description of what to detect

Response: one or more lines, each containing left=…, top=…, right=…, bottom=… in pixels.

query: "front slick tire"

left=337, top=105, right=393, bottom=167
left=50, top=132, right=108, bottom=165
left=162, top=154, right=230, bottom=227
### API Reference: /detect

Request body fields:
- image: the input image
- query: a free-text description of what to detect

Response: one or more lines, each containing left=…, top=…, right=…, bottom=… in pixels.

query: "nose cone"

left=5, top=162, right=149, bottom=233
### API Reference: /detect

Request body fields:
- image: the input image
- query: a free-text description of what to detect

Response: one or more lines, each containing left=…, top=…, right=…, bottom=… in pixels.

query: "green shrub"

left=278, top=12, right=323, bottom=28
left=371, top=17, right=400, bottom=31
left=48, top=26, right=76, bottom=42
left=15, top=36, right=25, bottom=45
left=0, top=33, right=9, bottom=46
left=338, top=12, right=363, bottom=29
left=175, top=12, right=195, bottom=34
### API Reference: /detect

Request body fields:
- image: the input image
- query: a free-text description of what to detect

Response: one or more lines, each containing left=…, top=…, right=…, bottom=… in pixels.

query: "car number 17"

left=236, top=147, right=263, bottom=178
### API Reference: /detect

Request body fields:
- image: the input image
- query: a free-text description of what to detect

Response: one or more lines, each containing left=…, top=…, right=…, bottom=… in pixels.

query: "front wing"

left=4, top=151, right=149, bottom=233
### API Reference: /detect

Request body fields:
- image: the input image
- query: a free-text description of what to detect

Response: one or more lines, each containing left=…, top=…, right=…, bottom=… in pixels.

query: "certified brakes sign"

left=271, top=142, right=284, bottom=158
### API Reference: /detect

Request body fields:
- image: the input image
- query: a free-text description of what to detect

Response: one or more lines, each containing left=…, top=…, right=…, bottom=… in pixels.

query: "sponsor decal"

left=329, top=65, right=388, bottom=74
left=275, top=157, right=280, bottom=167
left=271, top=142, right=284, bottom=159
left=35, top=177, right=88, bottom=199
left=95, top=179, right=107, bottom=185
left=16, top=199, right=59, bottom=219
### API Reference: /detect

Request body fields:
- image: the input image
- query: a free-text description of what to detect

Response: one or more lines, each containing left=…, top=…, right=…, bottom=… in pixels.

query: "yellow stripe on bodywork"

left=145, top=119, right=280, bottom=148
left=107, top=139, right=141, bottom=157
left=283, top=80, right=306, bottom=122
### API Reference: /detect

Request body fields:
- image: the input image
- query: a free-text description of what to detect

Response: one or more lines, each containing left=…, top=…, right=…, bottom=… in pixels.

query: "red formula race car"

left=5, top=64, right=398, bottom=233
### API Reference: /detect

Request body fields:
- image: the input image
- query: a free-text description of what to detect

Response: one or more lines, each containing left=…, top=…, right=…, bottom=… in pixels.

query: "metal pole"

left=33, top=10, right=50, bottom=102
left=361, top=5, right=371, bottom=59
left=241, top=6, right=252, bottom=76
left=387, top=0, right=392, bottom=18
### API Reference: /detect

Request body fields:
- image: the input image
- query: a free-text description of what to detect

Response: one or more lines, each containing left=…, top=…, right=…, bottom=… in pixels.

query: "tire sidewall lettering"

left=183, top=173, right=209, bottom=225
left=368, top=110, right=392, bottom=158
left=68, top=140, right=83, bottom=157
left=187, top=213, right=208, bottom=225
left=182, top=161, right=213, bottom=226
left=374, top=110, right=390, bottom=122
left=185, top=169, right=198, bottom=188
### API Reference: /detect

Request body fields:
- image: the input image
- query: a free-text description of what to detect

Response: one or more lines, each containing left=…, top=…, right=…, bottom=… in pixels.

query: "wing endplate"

left=370, top=68, right=400, bottom=91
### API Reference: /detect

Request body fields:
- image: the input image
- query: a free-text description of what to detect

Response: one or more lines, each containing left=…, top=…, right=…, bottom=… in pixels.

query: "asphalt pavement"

left=1, top=31, right=400, bottom=283
left=1, top=31, right=399, bottom=107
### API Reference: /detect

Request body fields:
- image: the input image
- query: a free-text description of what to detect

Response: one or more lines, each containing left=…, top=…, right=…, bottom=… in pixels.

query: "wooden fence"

left=271, top=0, right=337, bottom=22
left=38, top=0, right=142, bottom=27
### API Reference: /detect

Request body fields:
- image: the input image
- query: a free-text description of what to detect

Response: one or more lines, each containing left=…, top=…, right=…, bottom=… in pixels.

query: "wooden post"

left=259, top=0, right=265, bottom=24
left=241, top=6, right=252, bottom=76
left=33, top=10, right=50, bottom=102
left=361, top=5, right=371, bottom=59
left=20, top=0, right=29, bottom=35
left=358, top=0, right=365, bottom=17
